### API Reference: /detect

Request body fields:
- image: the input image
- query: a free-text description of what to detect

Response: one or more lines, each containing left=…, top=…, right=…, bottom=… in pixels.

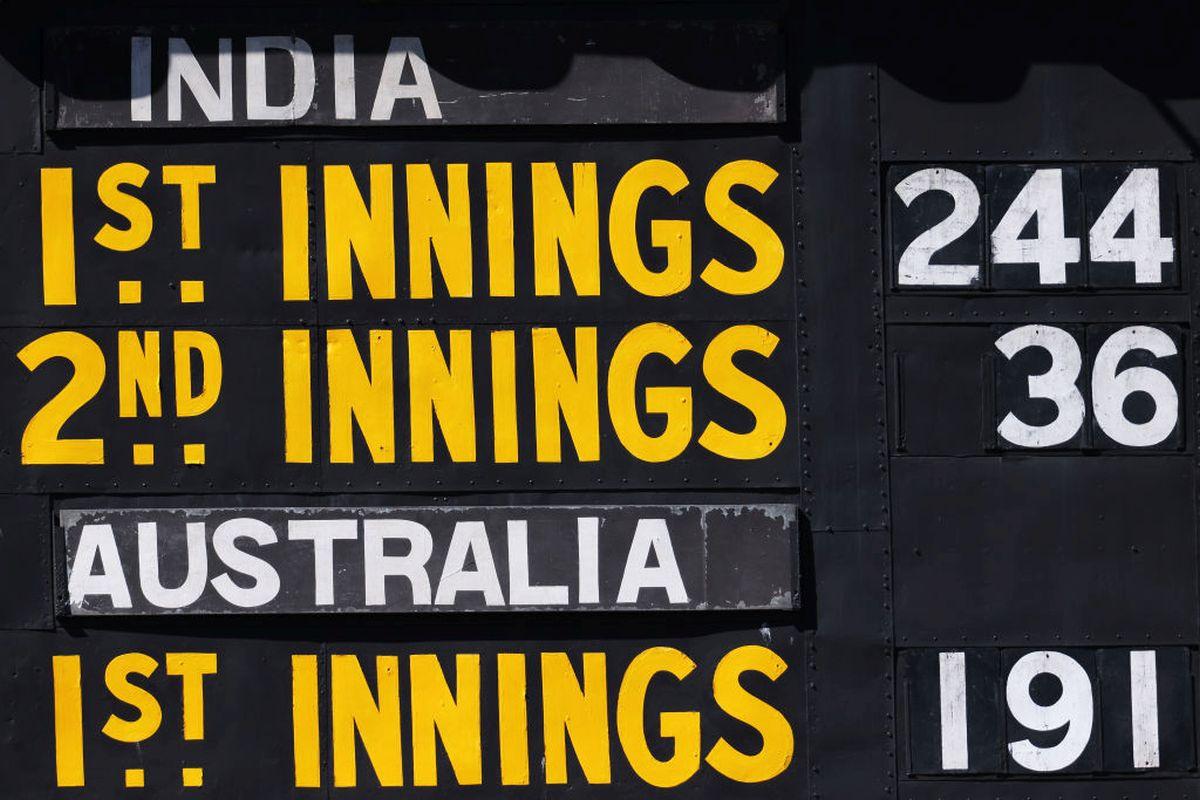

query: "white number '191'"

left=936, top=650, right=1161, bottom=772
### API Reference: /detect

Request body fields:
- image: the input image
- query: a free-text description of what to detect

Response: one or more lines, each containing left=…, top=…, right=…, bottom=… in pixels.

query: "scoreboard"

left=0, top=2, right=1197, bottom=798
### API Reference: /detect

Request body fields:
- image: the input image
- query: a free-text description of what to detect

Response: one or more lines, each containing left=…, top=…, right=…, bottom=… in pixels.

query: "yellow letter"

left=607, top=323, right=692, bottom=462
left=94, top=162, right=153, bottom=251
left=617, top=647, right=699, bottom=787
left=325, top=164, right=396, bottom=300
left=497, top=653, right=529, bottom=785
left=486, top=162, right=515, bottom=296
left=410, top=654, right=482, bottom=786
left=533, top=163, right=599, bottom=296
left=291, top=654, right=321, bottom=788
left=165, top=652, right=217, bottom=740
left=609, top=160, right=691, bottom=296
left=705, top=645, right=793, bottom=782
left=41, top=167, right=76, bottom=306
left=701, top=160, right=783, bottom=295
left=173, top=331, right=223, bottom=417
left=280, top=165, right=311, bottom=301
left=327, top=329, right=394, bottom=463
left=532, top=327, right=598, bottom=462
left=282, top=329, right=313, bottom=463
left=541, top=652, right=611, bottom=784
left=18, top=331, right=105, bottom=465
left=161, top=165, right=216, bottom=249
left=118, top=330, right=161, bottom=418
left=52, top=655, right=85, bottom=787
left=490, top=330, right=518, bottom=464
left=331, top=654, right=403, bottom=787
left=407, top=163, right=472, bottom=298
left=407, top=329, right=476, bottom=462
left=699, top=325, right=785, bottom=459
left=102, top=652, right=162, bottom=743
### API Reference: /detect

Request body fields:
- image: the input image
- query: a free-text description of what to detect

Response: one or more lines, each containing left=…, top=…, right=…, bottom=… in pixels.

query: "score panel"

left=900, top=647, right=1195, bottom=776
left=887, top=163, right=1181, bottom=290
left=888, top=323, right=1185, bottom=455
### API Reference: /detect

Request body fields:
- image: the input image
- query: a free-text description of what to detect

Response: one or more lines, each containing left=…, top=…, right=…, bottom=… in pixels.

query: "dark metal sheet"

left=886, top=294, right=1190, bottom=324
left=892, top=456, right=1199, bottom=646
left=0, top=494, right=53, bottom=629
left=900, top=778, right=1200, bottom=800
left=0, top=28, right=41, bottom=154
left=888, top=324, right=1000, bottom=456
left=46, top=22, right=784, bottom=128
left=798, top=61, right=888, bottom=530
left=806, top=528, right=895, bottom=799
left=880, top=64, right=1197, bottom=163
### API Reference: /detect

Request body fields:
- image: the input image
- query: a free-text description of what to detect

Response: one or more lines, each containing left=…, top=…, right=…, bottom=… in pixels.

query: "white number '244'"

left=895, top=167, right=1173, bottom=285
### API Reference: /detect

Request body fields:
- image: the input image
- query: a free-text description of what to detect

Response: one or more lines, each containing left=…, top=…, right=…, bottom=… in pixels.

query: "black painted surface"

left=892, top=456, right=1199, bottom=645
left=0, top=494, right=53, bottom=630
left=0, top=1, right=1196, bottom=797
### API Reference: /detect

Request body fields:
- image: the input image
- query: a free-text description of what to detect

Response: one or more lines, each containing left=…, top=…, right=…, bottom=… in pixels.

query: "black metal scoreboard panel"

left=0, top=2, right=1197, bottom=799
